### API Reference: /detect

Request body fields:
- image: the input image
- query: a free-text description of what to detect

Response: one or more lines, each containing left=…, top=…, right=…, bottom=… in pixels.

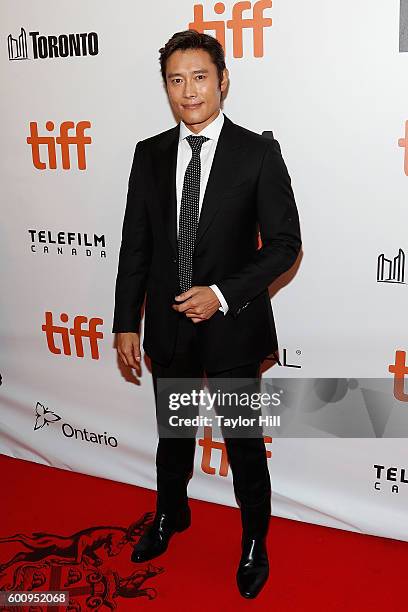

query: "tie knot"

left=186, top=134, right=209, bottom=154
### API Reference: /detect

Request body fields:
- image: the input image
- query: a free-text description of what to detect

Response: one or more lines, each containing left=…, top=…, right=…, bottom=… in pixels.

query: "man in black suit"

left=112, top=30, right=301, bottom=599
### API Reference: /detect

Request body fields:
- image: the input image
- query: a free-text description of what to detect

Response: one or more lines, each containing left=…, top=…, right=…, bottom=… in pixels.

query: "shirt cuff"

left=209, top=284, right=229, bottom=315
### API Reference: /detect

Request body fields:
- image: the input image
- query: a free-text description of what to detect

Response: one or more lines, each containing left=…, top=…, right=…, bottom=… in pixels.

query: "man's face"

left=165, top=48, right=228, bottom=133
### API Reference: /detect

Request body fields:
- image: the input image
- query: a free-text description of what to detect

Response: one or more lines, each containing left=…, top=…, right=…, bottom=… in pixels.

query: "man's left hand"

left=172, top=286, right=220, bottom=323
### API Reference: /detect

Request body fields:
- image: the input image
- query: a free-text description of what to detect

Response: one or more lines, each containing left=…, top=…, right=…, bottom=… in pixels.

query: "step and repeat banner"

left=1, top=1, right=407, bottom=542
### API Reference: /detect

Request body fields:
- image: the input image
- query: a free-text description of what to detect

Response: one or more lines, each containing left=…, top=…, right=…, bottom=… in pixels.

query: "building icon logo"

left=7, top=27, right=28, bottom=60
left=7, top=27, right=99, bottom=61
left=377, top=248, right=405, bottom=284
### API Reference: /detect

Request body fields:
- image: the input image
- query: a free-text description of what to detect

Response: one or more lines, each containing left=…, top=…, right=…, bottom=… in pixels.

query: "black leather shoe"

left=131, top=508, right=191, bottom=563
left=236, top=536, right=269, bottom=598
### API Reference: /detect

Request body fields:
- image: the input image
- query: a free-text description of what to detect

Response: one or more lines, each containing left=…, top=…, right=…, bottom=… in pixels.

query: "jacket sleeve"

left=216, top=139, right=301, bottom=318
left=112, top=141, right=152, bottom=333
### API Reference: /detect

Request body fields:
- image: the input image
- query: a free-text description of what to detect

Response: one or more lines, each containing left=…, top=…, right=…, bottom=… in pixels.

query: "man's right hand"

left=117, top=332, right=141, bottom=370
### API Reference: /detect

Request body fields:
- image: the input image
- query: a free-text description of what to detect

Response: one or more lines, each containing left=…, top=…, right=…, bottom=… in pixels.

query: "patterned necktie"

left=177, top=134, right=209, bottom=293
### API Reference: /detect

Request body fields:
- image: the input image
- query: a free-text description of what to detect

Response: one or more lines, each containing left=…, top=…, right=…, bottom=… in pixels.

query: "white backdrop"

left=1, top=0, right=407, bottom=542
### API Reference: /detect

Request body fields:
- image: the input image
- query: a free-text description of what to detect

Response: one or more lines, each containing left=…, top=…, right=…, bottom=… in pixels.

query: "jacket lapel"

left=195, top=114, right=245, bottom=246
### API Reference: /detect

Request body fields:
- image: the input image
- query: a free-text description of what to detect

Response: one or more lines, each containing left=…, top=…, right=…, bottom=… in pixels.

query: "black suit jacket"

left=112, top=114, right=301, bottom=371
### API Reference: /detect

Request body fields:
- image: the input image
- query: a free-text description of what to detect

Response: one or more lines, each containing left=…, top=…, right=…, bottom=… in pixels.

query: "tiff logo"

left=27, top=121, right=92, bottom=170
left=377, top=249, right=405, bottom=284
left=42, top=312, right=103, bottom=359
left=388, top=350, right=408, bottom=402
left=7, top=27, right=28, bottom=60
left=189, top=1, right=272, bottom=58
left=199, top=426, right=272, bottom=476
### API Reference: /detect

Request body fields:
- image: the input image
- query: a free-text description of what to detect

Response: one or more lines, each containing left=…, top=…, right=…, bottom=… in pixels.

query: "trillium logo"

left=33, top=402, right=119, bottom=448
left=34, top=402, right=61, bottom=430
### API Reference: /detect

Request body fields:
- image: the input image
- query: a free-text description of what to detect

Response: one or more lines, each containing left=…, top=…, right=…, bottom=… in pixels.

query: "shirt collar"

left=179, top=110, right=224, bottom=143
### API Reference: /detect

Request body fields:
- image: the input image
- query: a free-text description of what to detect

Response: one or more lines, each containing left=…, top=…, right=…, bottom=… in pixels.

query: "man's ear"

left=220, top=68, right=229, bottom=102
left=220, top=68, right=229, bottom=93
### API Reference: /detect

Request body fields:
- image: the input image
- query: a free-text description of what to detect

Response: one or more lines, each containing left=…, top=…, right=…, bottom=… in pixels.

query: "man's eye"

left=196, top=75, right=205, bottom=80
left=172, top=79, right=182, bottom=84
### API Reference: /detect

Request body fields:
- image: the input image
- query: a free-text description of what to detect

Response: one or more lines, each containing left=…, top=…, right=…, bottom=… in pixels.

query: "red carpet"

left=0, top=454, right=406, bottom=611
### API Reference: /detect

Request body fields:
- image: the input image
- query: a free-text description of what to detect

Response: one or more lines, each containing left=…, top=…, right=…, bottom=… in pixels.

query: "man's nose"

left=183, top=78, right=197, bottom=98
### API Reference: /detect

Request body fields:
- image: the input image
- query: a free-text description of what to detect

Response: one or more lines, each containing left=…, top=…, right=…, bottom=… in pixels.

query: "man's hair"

left=159, top=30, right=226, bottom=86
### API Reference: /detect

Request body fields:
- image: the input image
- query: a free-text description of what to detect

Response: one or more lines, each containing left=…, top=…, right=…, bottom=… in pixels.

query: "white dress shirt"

left=176, top=110, right=229, bottom=314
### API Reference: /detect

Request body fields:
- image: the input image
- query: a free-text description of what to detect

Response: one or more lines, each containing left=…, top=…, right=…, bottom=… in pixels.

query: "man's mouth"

left=182, top=102, right=203, bottom=110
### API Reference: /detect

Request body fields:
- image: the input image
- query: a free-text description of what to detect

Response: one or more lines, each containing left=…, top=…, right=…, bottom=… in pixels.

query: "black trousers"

left=151, top=314, right=272, bottom=537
